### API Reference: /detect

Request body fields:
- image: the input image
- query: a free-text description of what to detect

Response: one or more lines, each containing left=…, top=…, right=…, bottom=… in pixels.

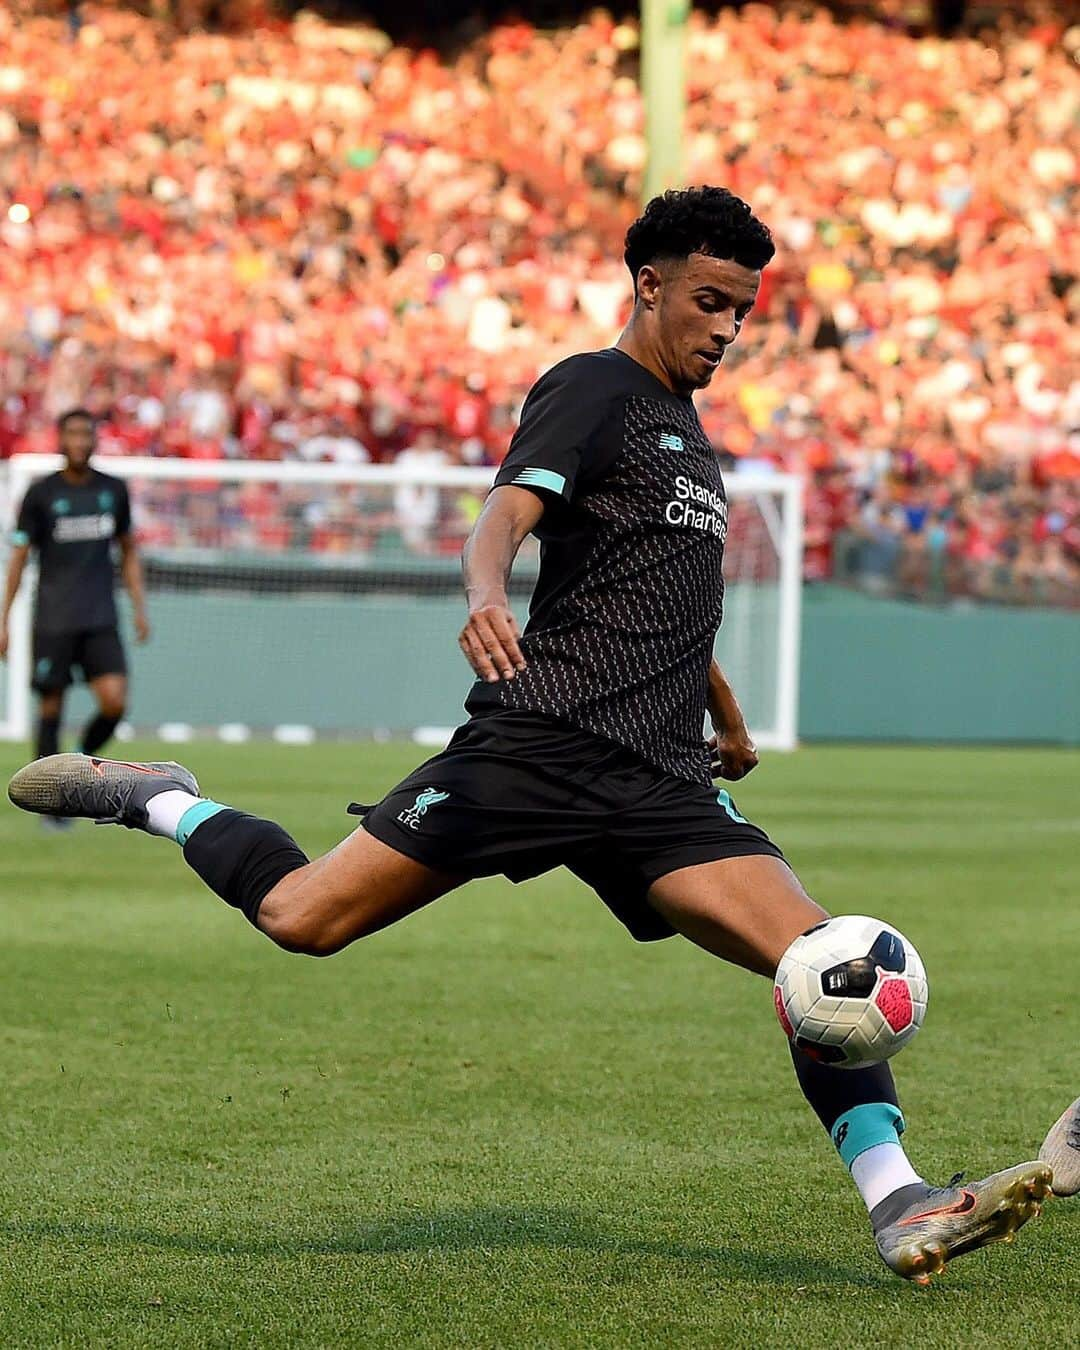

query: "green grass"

left=1, top=741, right=1078, bottom=1348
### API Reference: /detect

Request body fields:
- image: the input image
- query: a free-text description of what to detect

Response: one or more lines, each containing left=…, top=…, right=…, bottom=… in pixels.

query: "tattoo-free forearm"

left=463, top=522, right=518, bottom=610
left=462, top=488, right=542, bottom=611
left=707, top=658, right=749, bottom=733
left=2, top=549, right=27, bottom=625
left=121, top=547, right=147, bottom=617
left=459, top=488, right=542, bottom=683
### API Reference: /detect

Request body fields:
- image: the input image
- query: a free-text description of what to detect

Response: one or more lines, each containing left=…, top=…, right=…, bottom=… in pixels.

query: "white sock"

left=850, top=1142, right=923, bottom=1212
left=145, top=789, right=202, bottom=841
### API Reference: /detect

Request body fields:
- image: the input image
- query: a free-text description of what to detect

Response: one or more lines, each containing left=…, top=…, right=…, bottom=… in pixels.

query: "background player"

left=1, top=409, right=149, bottom=822
left=8, top=190, right=1051, bottom=1282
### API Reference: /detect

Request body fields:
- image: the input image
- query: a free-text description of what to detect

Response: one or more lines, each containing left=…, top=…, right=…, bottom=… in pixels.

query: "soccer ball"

left=773, top=915, right=928, bottom=1068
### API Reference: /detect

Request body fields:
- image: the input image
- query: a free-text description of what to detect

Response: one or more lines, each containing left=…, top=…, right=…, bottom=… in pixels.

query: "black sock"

left=36, top=715, right=60, bottom=760
left=80, top=713, right=122, bottom=755
left=790, top=1041, right=901, bottom=1137
left=182, top=809, right=308, bottom=927
left=791, top=1048, right=914, bottom=1189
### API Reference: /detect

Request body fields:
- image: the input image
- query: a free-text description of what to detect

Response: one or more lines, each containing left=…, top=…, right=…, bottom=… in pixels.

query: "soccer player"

left=1040, top=1097, right=1080, bottom=1196
left=1, top=408, right=149, bottom=825
left=8, top=189, right=1051, bottom=1281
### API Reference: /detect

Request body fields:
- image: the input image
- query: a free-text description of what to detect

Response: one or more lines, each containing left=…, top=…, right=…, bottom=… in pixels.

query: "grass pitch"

left=1, top=740, right=1078, bottom=1348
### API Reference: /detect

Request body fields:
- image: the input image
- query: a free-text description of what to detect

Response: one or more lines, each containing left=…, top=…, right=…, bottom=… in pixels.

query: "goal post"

left=0, top=454, right=801, bottom=750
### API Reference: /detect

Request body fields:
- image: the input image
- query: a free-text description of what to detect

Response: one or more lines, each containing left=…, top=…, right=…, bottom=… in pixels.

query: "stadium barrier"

left=0, top=457, right=803, bottom=750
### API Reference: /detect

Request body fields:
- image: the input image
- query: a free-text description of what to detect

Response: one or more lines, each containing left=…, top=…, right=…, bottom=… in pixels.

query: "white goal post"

left=0, top=454, right=802, bottom=750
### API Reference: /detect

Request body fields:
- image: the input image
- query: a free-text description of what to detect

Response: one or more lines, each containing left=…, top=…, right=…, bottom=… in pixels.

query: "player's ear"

left=636, top=264, right=662, bottom=310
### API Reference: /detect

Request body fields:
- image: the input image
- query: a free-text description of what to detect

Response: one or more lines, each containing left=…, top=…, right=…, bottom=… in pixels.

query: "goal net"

left=0, top=456, right=802, bottom=750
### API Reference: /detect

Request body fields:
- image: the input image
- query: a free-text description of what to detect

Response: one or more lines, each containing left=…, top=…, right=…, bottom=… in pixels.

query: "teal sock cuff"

left=832, top=1103, right=906, bottom=1168
left=176, top=800, right=228, bottom=846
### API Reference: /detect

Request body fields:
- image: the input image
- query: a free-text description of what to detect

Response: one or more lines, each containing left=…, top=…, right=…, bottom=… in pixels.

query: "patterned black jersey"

left=466, top=348, right=727, bottom=785
left=13, top=469, right=131, bottom=635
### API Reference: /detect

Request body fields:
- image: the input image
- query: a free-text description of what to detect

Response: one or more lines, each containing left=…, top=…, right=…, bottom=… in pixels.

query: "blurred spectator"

left=0, top=3, right=1075, bottom=601
left=394, top=427, right=451, bottom=554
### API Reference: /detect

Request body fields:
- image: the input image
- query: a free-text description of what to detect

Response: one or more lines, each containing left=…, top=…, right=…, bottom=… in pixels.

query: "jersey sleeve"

left=12, top=484, right=45, bottom=548
left=113, top=480, right=132, bottom=537
left=493, top=356, right=611, bottom=504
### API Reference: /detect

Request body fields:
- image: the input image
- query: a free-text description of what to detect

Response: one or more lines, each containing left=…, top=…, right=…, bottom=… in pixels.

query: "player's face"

left=60, top=417, right=95, bottom=469
left=657, top=254, right=760, bottom=394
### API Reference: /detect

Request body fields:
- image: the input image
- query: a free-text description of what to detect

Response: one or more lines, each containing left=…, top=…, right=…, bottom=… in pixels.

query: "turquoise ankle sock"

left=832, top=1102, right=906, bottom=1168
left=176, top=800, right=228, bottom=846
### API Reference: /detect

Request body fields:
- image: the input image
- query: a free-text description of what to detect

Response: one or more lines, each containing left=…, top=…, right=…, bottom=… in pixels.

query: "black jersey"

left=466, top=348, right=728, bottom=786
left=13, top=470, right=131, bottom=634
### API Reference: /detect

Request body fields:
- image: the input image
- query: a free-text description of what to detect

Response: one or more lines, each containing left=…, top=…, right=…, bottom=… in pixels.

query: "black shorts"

left=31, top=626, right=127, bottom=693
left=361, top=711, right=784, bottom=942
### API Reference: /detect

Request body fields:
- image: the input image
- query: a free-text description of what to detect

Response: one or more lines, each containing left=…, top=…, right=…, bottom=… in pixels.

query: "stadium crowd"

left=0, top=3, right=1076, bottom=603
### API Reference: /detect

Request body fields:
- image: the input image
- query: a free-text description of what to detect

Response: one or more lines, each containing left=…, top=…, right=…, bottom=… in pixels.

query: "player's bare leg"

left=647, top=855, right=1051, bottom=1283
left=7, top=753, right=460, bottom=953
left=257, top=829, right=461, bottom=955
left=1039, top=1096, right=1080, bottom=1196
left=647, top=853, right=824, bottom=975
left=81, top=672, right=127, bottom=755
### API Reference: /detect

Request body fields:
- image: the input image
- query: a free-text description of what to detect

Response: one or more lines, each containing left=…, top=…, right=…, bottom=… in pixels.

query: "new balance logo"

left=659, top=432, right=684, bottom=452
left=397, top=787, right=450, bottom=831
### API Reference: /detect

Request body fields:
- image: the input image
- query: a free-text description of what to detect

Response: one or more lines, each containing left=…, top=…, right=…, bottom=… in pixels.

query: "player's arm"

left=707, top=658, right=759, bottom=780
left=1, top=486, right=42, bottom=661
left=459, top=486, right=542, bottom=683
left=462, top=355, right=606, bottom=682
left=0, top=541, right=30, bottom=661
left=118, top=533, right=151, bottom=643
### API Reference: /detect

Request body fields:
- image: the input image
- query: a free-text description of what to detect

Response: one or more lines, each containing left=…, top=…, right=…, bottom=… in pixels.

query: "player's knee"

left=261, top=913, right=341, bottom=957
left=100, top=696, right=126, bottom=721
left=279, top=927, right=344, bottom=958
left=257, top=889, right=348, bottom=958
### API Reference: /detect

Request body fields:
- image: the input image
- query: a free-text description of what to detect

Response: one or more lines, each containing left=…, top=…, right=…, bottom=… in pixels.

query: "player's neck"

left=614, top=328, right=683, bottom=397
left=61, top=464, right=93, bottom=486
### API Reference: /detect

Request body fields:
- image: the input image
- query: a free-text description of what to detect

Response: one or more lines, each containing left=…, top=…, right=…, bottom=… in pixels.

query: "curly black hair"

left=623, top=186, right=775, bottom=295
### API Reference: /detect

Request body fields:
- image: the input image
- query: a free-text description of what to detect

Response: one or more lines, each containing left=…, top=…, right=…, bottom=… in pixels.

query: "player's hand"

left=135, top=613, right=151, bottom=644
left=709, top=726, right=758, bottom=780
left=0, top=622, right=7, bottom=661
left=459, top=604, right=526, bottom=683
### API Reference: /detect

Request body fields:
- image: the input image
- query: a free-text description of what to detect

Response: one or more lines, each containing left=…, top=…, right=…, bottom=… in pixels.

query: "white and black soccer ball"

left=773, top=915, right=928, bottom=1068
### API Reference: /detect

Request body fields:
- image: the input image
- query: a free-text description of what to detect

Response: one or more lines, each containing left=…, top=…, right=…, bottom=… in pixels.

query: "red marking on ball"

left=774, top=985, right=795, bottom=1039
left=876, top=977, right=914, bottom=1032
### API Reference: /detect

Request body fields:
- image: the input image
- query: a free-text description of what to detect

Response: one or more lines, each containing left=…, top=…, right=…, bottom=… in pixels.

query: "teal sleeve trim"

left=832, top=1102, right=906, bottom=1168
left=176, top=799, right=228, bottom=846
left=512, top=467, right=567, bottom=496
left=10, top=530, right=29, bottom=546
